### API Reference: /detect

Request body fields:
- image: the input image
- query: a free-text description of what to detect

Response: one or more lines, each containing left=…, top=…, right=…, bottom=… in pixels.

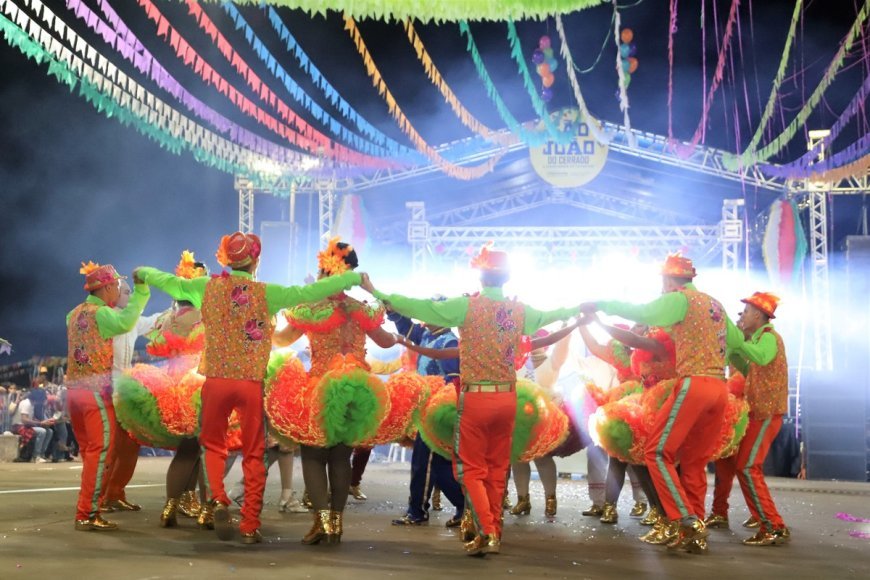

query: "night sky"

left=1, top=0, right=868, bottom=362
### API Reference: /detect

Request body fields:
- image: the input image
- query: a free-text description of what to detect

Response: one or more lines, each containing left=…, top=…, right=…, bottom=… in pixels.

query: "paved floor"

left=1, top=457, right=869, bottom=579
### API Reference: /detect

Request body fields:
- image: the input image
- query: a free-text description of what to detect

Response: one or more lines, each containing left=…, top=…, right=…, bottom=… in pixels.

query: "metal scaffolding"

left=721, top=198, right=745, bottom=273
left=236, top=176, right=255, bottom=234
left=316, top=180, right=336, bottom=250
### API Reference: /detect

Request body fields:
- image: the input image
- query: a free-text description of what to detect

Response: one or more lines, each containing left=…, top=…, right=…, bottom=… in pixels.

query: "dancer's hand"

left=359, top=272, right=376, bottom=295
left=578, top=301, right=597, bottom=315
left=132, top=268, right=144, bottom=285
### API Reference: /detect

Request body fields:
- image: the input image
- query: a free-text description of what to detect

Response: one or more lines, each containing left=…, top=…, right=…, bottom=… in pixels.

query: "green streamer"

left=724, top=0, right=868, bottom=169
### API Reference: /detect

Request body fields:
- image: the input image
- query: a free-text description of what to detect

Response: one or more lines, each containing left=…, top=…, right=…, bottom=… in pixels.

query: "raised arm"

left=367, top=326, right=398, bottom=349
left=137, top=267, right=206, bottom=308
left=397, top=334, right=460, bottom=361
left=600, top=323, right=669, bottom=360
left=272, top=324, right=305, bottom=348
left=523, top=304, right=580, bottom=335
left=576, top=324, right=610, bottom=361
left=266, top=271, right=361, bottom=315
left=592, top=292, right=688, bottom=327
left=94, top=283, right=150, bottom=338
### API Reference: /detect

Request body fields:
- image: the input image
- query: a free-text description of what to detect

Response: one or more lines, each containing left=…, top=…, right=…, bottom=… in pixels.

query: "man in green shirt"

left=66, top=262, right=150, bottom=531
left=579, top=254, right=745, bottom=554
left=135, top=232, right=362, bottom=544
left=360, top=244, right=580, bottom=557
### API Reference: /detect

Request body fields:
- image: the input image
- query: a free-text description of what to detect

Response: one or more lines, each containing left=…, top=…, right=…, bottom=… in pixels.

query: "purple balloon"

left=629, top=43, right=638, bottom=57
left=532, top=49, right=545, bottom=65
left=541, top=87, right=554, bottom=102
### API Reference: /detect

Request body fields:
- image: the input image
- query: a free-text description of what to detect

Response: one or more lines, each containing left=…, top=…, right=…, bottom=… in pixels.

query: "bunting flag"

left=458, top=21, right=570, bottom=147
left=201, top=1, right=606, bottom=23
left=762, top=199, right=807, bottom=286
left=224, top=4, right=422, bottom=163
left=135, top=0, right=396, bottom=168
left=554, top=14, right=610, bottom=144
left=260, top=6, right=424, bottom=163
left=724, top=0, right=869, bottom=170
left=0, top=7, right=275, bottom=178
left=343, top=15, right=504, bottom=180
left=64, top=0, right=315, bottom=170
left=404, top=19, right=516, bottom=147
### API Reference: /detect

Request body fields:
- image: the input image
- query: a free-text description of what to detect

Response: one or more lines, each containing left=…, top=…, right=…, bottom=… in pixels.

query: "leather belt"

left=461, top=383, right=515, bottom=393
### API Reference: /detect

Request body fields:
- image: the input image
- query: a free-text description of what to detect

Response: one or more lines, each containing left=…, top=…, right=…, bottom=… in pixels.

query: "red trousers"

left=452, top=390, right=516, bottom=537
left=68, top=389, right=116, bottom=521
left=711, top=415, right=785, bottom=530
left=102, top=420, right=140, bottom=503
left=645, top=376, right=726, bottom=522
left=200, top=377, right=266, bottom=534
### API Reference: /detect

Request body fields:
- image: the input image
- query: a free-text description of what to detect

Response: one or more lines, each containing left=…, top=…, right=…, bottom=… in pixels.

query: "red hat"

left=80, top=261, right=124, bottom=292
left=741, top=292, right=780, bottom=319
left=661, top=253, right=696, bottom=278
left=470, top=242, right=510, bottom=271
left=216, top=232, right=262, bottom=269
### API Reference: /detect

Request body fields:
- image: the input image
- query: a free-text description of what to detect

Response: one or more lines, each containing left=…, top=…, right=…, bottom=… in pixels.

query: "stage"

left=1, top=458, right=868, bottom=579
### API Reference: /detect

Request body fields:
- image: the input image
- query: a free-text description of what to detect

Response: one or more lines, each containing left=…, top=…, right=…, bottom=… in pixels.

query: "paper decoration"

left=762, top=199, right=807, bottom=286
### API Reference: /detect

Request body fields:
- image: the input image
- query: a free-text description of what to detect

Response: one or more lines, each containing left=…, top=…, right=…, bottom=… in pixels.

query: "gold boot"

left=630, top=501, right=647, bottom=518
left=667, top=519, right=709, bottom=552
left=178, top=491, right=202, bottom=518
left=74, top=514, right=118, bottom=531
left=743, top=516, right=760, bottom=528
left=302, top=510, right=333, bottom=545
left=742, top=529, right=778, bottom=546
left=773, top=526, right=791, bottom=545
left=464, top=535, right=487, bottom=557
left=544, top=495, right=557, bottom=517
left=639, top=520, right=666, bottom=544
left=197, top=501, right=214, bottom=530
left=704, top=513, right=729, bottom=529
left=349, top=485, right=367, bottom=501
left=640, top=505, right=660, bottom=526
left=160, top=498, right=179, bottom=528
left=329, top=510, right=343, bottom=544
left=509, top=495, right=531, bottom=516
left=213, top=501, right=234, bottom=541
left=483, top=533, right=501, bottom=555
left=582, top=504, right=604, bottom=517
left=600, top=502, right=618, bottom=524
left=431, top=487, right=443, bottom=511
left=502, top=491, right=512, bottom=511
left=459, top=508, right=476, bottom=542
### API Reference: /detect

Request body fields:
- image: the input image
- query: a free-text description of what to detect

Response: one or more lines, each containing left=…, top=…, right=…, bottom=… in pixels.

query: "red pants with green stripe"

left=452, top=390, right=516, bottom=537
left=102, top=421, right=140, bottom=503
left=645, top=376, right=726, bottom=522
left=200, top=377, right=266, bottom=534
left=68, top=389, right=116, bottom=521
left=712, top=415, right=785, bottom=530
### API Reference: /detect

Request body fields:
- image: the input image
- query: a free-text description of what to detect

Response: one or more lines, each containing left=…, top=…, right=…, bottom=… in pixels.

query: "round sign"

left=529, top=109, right=608, bottom=188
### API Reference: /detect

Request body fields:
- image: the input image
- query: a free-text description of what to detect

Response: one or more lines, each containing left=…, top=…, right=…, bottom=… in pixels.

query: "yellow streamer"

left=344, top=15, right=505, bottom=180
left=804, top=154, right=870, bottom=184
left=404, top=20, right=516, bottom=147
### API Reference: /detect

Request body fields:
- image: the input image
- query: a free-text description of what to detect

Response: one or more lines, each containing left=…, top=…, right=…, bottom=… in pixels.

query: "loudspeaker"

left=259, top=221, right=293, bottom=284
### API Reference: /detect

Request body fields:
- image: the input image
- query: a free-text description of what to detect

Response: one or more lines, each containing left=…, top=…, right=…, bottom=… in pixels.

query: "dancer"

left=270, top=237, right=396, bottom=545
left=706, top=292, right=791, bottom=546
left=576, top=321, right=648, bottom=521
left=580, top=253, right=744, bottom=553
left=360, top=243, right=581, bottom=556
left=66, top=262, right=150, bottom=530
left=136, top=232, right=362, bottom=544
left=101, top=279, right=163, bottom=512
left=388, top=301, right=465, bottom=527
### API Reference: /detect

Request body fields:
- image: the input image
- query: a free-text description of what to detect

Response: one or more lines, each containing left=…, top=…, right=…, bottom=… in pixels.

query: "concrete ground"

left=1, top=457, right=869, bottom=579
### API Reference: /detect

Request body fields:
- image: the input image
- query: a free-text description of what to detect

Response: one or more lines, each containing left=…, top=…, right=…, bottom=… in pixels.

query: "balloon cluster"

left=532, top=35, right=559, bottom=103
left=618, top=28, right=638, bottom=88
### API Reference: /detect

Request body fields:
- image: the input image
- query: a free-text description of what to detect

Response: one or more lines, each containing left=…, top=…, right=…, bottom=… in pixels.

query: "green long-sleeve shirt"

left=728, top=323, right=779, bottom=374
left=372, top=286, right=578, bottom=335
left=597, top=283, right=745, bottom=351
left=137, top=267, right=361, bottom=315
left=65, top=284, right=151, bottom=339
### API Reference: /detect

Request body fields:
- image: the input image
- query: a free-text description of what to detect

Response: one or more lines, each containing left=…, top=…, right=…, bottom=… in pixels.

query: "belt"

left=461, top=383, right=515, bottom=393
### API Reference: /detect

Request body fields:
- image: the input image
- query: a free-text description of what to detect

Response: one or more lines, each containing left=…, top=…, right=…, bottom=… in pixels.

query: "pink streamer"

left=667, top=0, right=678, bottom=140
left=671, top=0, right=741, bottom=157
left=837, top=512, right=870, bottom=524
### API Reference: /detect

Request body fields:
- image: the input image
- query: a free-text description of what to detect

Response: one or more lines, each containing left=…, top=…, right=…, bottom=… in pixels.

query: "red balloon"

left=542, top=74, right=555, bottom=88
left=628, top=57, right=638, bottom=74
left=537, top=62, right=551, bottom=77
left=621, top=28, right=634, bottom=44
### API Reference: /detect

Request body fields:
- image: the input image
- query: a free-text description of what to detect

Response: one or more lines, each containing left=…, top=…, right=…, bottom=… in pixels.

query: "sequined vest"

left=459, top=294, right=524, bottom=385
left=199, top=275, right=272, bottom=381
left=66, top=302, right=113, bottom=391
left=305, top=297, right=372, bottom=377
left=671, top=287, right=727, bottom=378
left=746, top=327, right=788, bottom=418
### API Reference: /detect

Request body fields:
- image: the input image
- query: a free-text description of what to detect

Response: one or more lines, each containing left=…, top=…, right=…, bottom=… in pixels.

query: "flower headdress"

left=469, top=242, right=509, bottom=271
left=660, top=252, right=696, bottom=278
left=216, top=232, right=261, bottom=269
left=174, top=250, right=207, bottom=279
left=317, top=237, right=353, bottom=276
left=79, top=261, right=124, bottom=291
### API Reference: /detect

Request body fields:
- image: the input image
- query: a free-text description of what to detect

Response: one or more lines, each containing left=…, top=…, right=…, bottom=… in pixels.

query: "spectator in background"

left=10, top=388, right=55, bottom=462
